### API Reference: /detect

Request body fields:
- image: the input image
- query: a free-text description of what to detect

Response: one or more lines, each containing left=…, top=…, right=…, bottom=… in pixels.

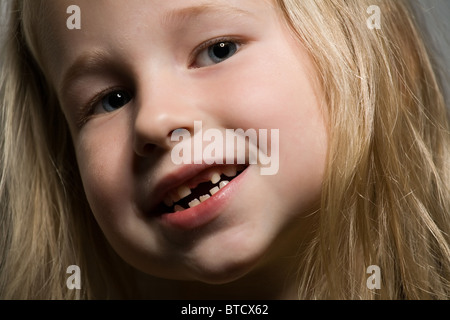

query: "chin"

left=188, top=260, right=258, bottom=285
left=183, top=234, right=269, bottom=285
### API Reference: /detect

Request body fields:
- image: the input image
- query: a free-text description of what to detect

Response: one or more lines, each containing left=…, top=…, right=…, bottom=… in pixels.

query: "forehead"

left=33, top=0, right=273, bottom=46
left=32, top=0, right=274, bottom=84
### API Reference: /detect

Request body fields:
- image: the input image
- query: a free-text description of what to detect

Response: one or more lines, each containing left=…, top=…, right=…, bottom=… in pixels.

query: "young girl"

left=1, top=0, right=449, bottom=299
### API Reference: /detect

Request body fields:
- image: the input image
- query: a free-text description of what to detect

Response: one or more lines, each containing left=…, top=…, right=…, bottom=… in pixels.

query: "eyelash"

left=77, top=86, right=132, bottom=128
left=77, top=36, right=243, bottom=127
left=189, top=36, right=243, bottom=68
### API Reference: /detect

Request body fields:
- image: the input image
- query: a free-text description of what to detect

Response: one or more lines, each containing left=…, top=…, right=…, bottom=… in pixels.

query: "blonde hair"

left=1, top=0, right=449, bottom=299
left=0, top=0, right=136, bottom=299
left=277, top=0, right=450, bottom=298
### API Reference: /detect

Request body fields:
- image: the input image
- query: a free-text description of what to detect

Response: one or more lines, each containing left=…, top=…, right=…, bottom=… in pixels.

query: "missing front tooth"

left=163, top=168, right=246, bottom=213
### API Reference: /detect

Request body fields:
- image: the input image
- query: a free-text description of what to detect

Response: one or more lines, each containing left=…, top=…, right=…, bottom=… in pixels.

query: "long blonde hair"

left=1, top=0, right=449, bottom=299
left=0, top=0, right=136, bottom=299
left=277, top=0, right=450, bottom=298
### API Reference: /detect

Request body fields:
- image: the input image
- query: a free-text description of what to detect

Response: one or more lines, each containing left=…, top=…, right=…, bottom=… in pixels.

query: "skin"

left=40, top=0, right=328, bottom=299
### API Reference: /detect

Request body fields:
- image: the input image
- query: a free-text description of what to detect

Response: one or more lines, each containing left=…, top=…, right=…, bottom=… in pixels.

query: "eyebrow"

left=60, top=4, right=255, bottom=94
left=59, top=50, right=114, bottom=95
left=161, top=3, right=256, bottom=29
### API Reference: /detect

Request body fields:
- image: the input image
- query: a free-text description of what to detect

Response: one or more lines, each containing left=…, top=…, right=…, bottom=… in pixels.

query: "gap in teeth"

left=173, top=168, right=238, bottom=203
left=165, top=166, right=245, bottom=211
left=188, top=178, right=229, bottom=208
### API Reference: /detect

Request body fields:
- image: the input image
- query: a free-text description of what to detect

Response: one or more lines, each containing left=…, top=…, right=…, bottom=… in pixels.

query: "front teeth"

left=177, top=185, right=191, bottom=200
left=188, top=184, right=222, bottom=208
left=210, top=172, right=221, bottom=184
left=209, top=186, right=220, bottom=195
left=165, top=167, right=239, bottom=211
left=223, top=166, right=236, bottom=177
left=219, top=181, right=229, bottom=189
left=188, top=199, right=201, bottom=208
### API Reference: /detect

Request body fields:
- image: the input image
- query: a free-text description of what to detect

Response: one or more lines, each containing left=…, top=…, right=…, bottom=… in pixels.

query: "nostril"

left=135, top=127, right=190, bottom=157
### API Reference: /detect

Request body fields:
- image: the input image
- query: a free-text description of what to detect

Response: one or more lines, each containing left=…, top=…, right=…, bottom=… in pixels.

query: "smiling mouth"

left=153, top=165, right=248, bottom=215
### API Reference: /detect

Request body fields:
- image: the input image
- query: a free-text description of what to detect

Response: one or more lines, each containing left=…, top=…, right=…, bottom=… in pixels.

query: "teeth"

left=169, top=190, right=180, bottom=202
left=210, top=186, right=220, bottom=195
left=163, top=196, right=174, bottom=207
left=165, top=166, right=242, bottom=209
left=177, top=185, right=191, bottom=200
left=174, top=205, right=185, bottom=212
left=210, top=172, right=221, bottom=184
left=219, top=181, right=229, bottom=189
left=223, top=166, right=237, bottom=177
left=188, top=199, right=201, bottom=208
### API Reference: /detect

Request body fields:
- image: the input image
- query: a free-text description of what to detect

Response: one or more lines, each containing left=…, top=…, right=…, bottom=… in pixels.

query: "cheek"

left=232, top=46, right=327, bottom=211
left=74, top=124, right=133, bottom=222
left=209, top=40, right=323, bottom=130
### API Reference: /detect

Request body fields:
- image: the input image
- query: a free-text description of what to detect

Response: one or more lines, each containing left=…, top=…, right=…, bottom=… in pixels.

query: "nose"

left=132, top=70, right=200, bottom=157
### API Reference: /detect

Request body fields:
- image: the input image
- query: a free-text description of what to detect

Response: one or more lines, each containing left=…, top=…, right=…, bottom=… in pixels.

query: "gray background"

left=413, top=0, right=450, bottom=104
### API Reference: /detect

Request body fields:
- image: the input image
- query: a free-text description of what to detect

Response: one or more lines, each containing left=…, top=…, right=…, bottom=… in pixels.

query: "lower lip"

left=158, top=167, right=249, bottom=230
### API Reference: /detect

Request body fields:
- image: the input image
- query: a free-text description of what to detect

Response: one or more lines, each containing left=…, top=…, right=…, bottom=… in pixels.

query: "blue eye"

left=208, top=41, right=238, bottom=63
left=194, top=40, right=240, bottom=68
left=101, top=90, right=132, bottom=112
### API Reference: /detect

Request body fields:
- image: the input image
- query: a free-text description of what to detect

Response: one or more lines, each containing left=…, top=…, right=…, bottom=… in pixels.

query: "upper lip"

left=147, top=163, right=230, bottom=214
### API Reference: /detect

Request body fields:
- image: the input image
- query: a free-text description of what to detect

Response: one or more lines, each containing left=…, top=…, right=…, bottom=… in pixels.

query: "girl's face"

left=43, top=0, right=327, bottom=284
